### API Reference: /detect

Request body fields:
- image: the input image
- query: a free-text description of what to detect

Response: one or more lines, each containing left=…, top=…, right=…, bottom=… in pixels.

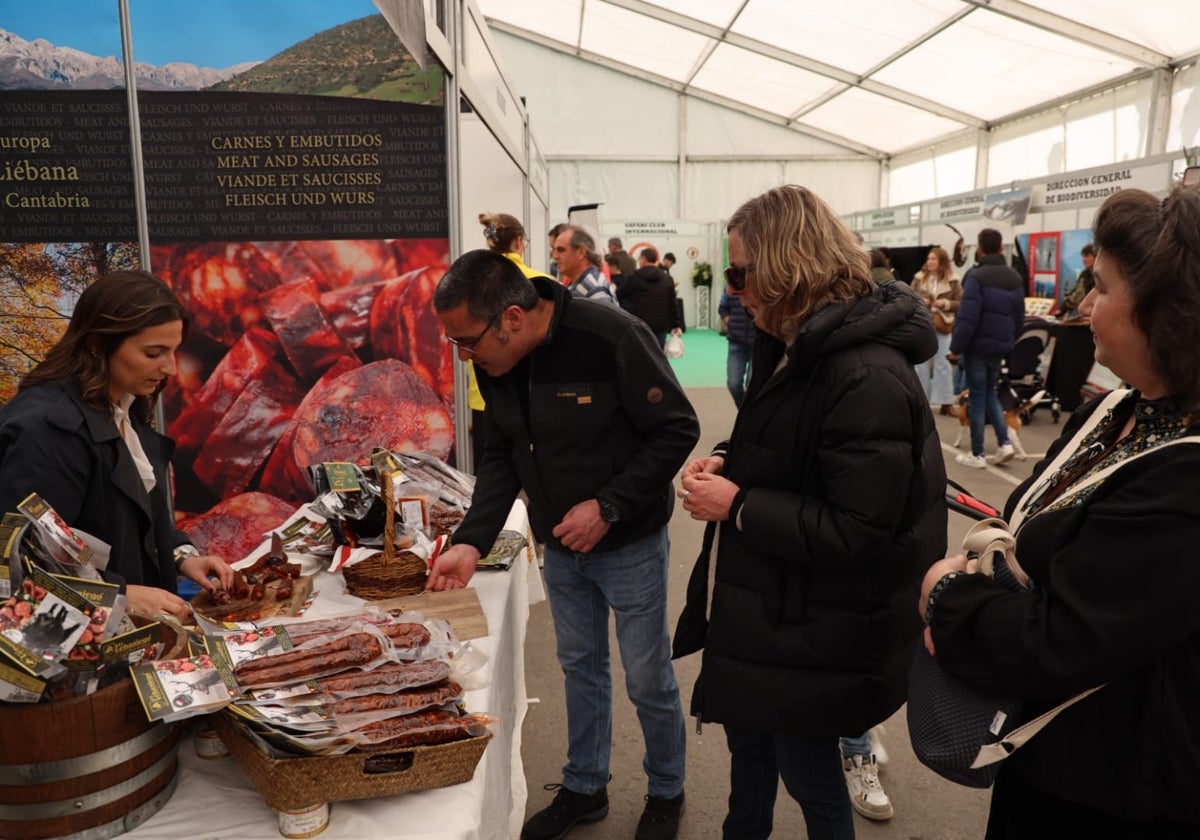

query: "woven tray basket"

left=343, top=467, right=428, bottom=599
left=213, top=712, right=491, bottom=811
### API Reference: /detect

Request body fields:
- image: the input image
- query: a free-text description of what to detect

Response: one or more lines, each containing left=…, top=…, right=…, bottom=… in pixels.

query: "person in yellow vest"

left=473, top=213, right=554, bottom=465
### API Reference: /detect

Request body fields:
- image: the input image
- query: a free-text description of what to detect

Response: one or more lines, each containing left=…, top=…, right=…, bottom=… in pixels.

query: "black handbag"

left=907, top=517, right=1103, bottom=787
left=907, top=388, right=1200, bottom=787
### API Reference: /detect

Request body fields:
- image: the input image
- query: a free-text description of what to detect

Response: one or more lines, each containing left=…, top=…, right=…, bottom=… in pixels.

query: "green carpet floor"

left=666, top=329, right=728, bottom=388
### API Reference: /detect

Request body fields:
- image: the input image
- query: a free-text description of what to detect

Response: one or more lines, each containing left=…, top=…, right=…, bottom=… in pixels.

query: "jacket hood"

left=630, top=265, right=666, bottom=283
left=792, top=280, right=936, bottom=367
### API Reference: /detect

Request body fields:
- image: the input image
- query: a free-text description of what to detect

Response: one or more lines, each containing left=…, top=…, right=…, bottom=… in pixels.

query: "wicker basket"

left=212, top=713, right=491, bottom=811
left=343, top=468, right=428, bottom=600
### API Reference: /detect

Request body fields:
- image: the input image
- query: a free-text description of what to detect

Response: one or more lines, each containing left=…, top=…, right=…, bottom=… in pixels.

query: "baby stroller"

left=999, top=317, right=1061, bottom=423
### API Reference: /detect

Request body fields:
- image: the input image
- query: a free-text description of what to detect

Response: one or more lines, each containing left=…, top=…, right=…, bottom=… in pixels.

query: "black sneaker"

left=635, top=792, right=685, bottom=840
left=520, top=783, right=609, bottom=840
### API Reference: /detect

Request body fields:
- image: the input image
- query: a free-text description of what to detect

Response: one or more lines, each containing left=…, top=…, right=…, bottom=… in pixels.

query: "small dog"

left=949, top=389, right=1045, bottom=460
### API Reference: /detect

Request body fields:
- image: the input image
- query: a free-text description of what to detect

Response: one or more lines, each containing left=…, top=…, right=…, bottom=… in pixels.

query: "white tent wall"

left=1169, top=61, right=1200, bottom=152
left=684, top=99, right=857, bottom=158
left=549, top=160, right=680, bottom=222
left=889, top=69, right=1200, bottom=210
left=988, top=80, right=1153, bottom=186
left=526, top=185, right=551, bottom=273
left=459, top=110, right=528, bottom=258
left=476, top=7, right=1200, bottom=298
left=493, top=33, right=681, bottom=159
left=493, top=30, right=882, bottom=226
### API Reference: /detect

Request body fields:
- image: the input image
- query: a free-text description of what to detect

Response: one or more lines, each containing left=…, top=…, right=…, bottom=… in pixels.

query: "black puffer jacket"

left=617, top=265, right=680, bottom=334
left=950, top=254, right=1025, bottom=357
left=674, top=281, right=947, bottom=735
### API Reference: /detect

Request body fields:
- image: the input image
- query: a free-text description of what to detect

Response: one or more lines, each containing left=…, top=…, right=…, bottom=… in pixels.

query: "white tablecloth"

left=126, top=502, right=541, bottom=840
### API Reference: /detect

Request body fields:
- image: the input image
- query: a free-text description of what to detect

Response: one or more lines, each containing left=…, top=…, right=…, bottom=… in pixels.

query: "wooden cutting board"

left=370, top=587, right=488, bottom=640
left=189, top=574, right=313, bottom=624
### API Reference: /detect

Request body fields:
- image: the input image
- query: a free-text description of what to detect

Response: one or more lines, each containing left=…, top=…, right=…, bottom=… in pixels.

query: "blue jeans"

left=839, top=732, right=870, bottom=758
left=953, top=353, right=968, bottom=395
left=543, top=526, right=686, bottom=798
left=727, top=340, right=753, bottom=407
left=723, top=727, right=854, bottom=840
left=965, top=354, right=1010, bottom=456
left=915, top=331, right=955, bottom=405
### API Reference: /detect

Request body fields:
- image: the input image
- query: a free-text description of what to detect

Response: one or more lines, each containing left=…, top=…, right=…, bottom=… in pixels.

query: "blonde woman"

left=675, top=185, right=947, bottom=839
left=911, top=247, right=962, bottom=413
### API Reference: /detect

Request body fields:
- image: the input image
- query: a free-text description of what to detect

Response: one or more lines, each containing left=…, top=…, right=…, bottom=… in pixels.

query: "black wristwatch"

left=598, top=498, right=621, bottom=523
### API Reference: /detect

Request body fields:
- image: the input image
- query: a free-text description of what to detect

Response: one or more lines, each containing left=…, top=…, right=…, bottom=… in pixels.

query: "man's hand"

left=551, top=499, right=610, bottom=553
left=426, top=544, right=480, bottom=591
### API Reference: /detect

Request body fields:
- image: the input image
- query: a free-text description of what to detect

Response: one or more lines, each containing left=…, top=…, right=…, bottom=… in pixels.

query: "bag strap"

left=1049, top=434, right=1200, bottom=507
left=960, top=517, right=1027, bottom=587
left=1009, top=388, right=1130, bottom=532
left=971, top=685, right=1105, bottom=769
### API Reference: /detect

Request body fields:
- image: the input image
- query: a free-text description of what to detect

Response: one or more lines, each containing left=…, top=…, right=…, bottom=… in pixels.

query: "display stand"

left=125, top=502, right=540, bottom=840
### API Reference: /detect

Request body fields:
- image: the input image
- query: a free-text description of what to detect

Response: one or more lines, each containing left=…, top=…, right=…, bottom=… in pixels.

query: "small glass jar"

left=192, top=720, right=229, bottom=760
left=277, top=803, right=330, bottom=838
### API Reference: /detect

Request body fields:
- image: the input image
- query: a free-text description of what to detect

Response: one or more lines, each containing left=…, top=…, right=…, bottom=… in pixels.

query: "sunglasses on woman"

left=724, top=264, right=749, bottom=291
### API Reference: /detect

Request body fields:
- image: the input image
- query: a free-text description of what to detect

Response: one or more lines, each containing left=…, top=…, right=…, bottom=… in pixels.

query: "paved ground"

left=519, top=384, right=1071, bottom=839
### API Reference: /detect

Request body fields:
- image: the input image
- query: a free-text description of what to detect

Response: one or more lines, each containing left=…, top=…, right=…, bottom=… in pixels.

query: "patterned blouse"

left=1019, top=390, right=1196, bottom=519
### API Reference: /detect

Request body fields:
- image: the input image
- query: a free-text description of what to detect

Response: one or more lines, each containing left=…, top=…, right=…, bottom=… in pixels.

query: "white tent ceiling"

left=476, top=0, right=1200, bottom=158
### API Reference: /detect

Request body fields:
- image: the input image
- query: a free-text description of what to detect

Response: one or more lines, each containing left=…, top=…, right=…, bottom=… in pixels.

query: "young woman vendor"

left=0, top=270, right=233, bottom=619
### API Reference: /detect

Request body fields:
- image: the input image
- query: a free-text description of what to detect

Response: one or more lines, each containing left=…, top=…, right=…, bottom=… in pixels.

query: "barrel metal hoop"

left=0, top=725, right=171, bottom=784
left=16, top=769, right=181, bottom=840
left=0, top=743, right=178, bottom=820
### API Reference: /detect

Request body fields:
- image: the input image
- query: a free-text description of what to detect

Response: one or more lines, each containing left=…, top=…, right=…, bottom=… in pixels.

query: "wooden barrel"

left=0, top=622, right=185, bottom=840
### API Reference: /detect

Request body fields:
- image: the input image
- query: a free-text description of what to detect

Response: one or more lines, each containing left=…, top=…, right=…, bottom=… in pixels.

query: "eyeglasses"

left=724, top=264, right=750, bottom=291
left=445, top=313, right=499, bottom=355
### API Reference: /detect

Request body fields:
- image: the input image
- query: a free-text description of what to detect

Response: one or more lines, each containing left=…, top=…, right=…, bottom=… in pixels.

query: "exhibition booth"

left=0, top=1, right=546, bottom=838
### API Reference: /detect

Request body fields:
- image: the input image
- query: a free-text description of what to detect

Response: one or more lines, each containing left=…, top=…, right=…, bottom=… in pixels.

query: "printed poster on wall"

left=0, top=1, right=453, bottom=563
left=0, top=2, right=135, bottom=403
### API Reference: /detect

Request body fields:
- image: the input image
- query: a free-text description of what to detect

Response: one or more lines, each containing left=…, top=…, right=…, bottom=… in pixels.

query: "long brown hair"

left=924, top=246, right=952, bottom=282
left=21, top=270, right=188, bottom=421
left=727, top=185, right=871, bottom=338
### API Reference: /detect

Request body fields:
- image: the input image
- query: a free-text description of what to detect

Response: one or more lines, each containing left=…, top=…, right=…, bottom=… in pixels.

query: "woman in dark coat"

left=674, top=185, right=947, bottom=839
left=921, top=186, right=1200, bottom=837
left=0, top=270, right=233, bottom=619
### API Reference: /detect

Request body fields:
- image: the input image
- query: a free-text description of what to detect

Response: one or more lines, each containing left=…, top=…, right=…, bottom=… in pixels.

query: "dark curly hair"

left=1092, top=185, right=1200, bottom=408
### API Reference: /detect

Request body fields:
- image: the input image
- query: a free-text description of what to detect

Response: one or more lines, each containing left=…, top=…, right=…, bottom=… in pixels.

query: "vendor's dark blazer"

left=0, top=381, right=188, bottom=591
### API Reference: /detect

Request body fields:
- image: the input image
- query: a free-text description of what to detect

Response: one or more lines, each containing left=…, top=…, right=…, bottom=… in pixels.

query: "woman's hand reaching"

left=679, top=471, right=739, bottom=521
left=179, top=553, right=235, bottom=594
left=126, top=584, right=189, bottom=621
left=681, top=455, right=724, bottom=479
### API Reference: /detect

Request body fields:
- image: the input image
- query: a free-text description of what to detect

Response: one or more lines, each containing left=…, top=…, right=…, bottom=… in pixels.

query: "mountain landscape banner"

left=0, top=2, right=455, bottom=562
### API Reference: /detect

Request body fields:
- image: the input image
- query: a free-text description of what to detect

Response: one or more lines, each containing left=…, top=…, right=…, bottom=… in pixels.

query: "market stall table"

left=125, top=502, right=542, bottom=840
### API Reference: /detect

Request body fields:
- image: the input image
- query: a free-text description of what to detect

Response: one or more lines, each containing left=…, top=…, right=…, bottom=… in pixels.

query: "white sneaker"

left=955, top=453, right=988, bottom=469
left=843, top=755, right=893, bottom=820
left=868, top=725, right=888, bottom=766
left=993, top=444, right=1015, bottom=464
